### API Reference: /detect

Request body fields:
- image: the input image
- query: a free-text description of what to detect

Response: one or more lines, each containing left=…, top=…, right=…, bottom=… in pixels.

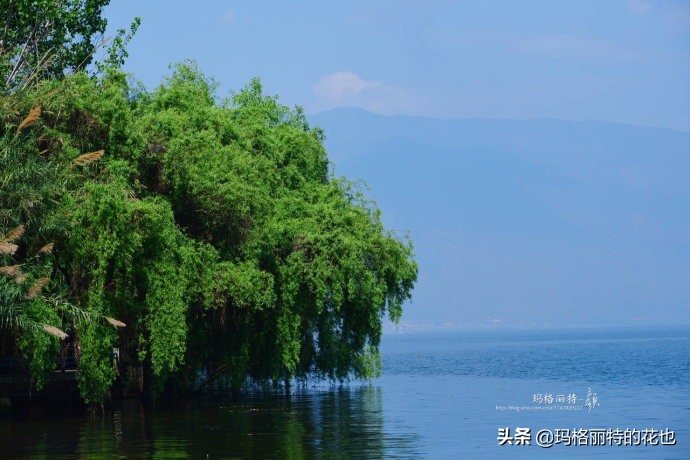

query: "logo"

left=495, top=387, right=600, bottom=413
left=585, top=387, right=600, bottom=413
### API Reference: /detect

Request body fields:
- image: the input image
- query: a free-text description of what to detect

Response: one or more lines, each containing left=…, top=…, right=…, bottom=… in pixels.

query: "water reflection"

left=0, top=385, right=422, bottom=459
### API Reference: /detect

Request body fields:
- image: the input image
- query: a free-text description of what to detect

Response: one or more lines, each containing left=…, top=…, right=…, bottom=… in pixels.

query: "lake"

left=1, top=326, right=688, bottom=458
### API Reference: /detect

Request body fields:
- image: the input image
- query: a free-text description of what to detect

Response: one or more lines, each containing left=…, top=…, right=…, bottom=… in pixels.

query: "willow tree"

left=133, top=64, right=416, bottom=390
left=104, top=63, right=418, bottom=395
left=0, top=61, right=417, bottom=404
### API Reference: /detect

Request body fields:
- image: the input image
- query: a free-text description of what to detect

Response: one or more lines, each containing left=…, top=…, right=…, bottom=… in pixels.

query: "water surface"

left=1, top=326, right=688, bottom=458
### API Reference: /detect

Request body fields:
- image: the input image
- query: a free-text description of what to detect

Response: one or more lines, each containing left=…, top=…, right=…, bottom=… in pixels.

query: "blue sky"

left=104, top=0, right=690, bottom=131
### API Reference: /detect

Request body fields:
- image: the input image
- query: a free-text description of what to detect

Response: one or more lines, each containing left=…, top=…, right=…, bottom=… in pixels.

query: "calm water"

left=1, top=326, right=688, bottom=458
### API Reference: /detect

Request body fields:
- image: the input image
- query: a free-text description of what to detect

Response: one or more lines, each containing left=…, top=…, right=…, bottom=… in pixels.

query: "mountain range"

left=312, top=108, right=690, bottom=329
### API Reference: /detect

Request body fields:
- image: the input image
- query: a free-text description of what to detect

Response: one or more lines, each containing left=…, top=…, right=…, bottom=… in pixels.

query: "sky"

left=101, top=1, right=690, bottom=329
left=312, top=110, right=690, bottom=329
left=103, top=0, right=690, bottom=131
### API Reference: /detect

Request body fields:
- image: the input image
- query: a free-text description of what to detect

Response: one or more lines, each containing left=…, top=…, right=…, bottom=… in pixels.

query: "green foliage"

left=97, top=17, right=141, bottom=73
left=0, top=0, right=111, bottom=91
left=0, top=59, right=417, bottom=404
left=65, top=164, right=203, bottom=394
left=76, top=321, right=115, bottom=405
left=16, top=299, right=60, bottom=389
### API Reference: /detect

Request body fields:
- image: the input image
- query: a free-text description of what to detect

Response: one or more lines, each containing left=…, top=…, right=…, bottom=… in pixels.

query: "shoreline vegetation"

left=0, top=1, right=417, bottom=410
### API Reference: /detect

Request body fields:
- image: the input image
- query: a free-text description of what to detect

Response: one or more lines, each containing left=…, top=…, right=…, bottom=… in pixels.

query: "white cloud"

left=311, top=71, right=422, bottom=115
left=659, top=2, right=690, bottom=31
left=628, top=0, right=654, bottom=16
left=628, top=1, right=690, bottom=31
left=312, top=71, right=386, bottom=102
left=218, top=10, right=236, bottom=26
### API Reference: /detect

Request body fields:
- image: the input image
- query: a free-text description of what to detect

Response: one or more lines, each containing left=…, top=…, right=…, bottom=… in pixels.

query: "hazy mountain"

left=312, top=108, right=690, bottom=329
